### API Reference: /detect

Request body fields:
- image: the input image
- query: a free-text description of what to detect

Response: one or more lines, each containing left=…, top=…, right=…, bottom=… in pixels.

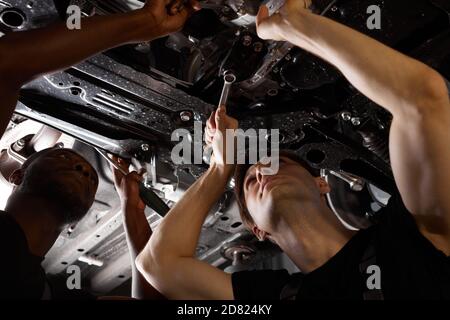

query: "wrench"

left=218, top=73, right=236, bottom=107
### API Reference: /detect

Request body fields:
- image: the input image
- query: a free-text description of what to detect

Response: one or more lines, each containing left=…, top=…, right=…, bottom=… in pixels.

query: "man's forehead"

left=24, top=148, right=86, bottom=167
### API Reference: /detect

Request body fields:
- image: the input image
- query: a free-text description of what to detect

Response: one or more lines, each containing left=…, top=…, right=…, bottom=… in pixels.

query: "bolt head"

left=180, top=111, right=192, bottom=122
left=351, top=117, right=361, bottom=126
left=341, top=112, right=352, bottom=121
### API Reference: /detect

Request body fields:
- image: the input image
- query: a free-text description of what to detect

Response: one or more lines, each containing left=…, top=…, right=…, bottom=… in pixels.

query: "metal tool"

left=329, top=170, right=365, bottom=192
left=203, top=73, right=236, bottom=165
left=95, top=147, right=127, bottom=175
left=94, top=147, right=170, bottom=217
left=218, top=73, right=236, bottom=107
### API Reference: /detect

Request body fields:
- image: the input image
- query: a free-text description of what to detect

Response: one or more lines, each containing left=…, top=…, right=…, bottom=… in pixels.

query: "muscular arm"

left=257, top=1, right=450, bottom=252
left=136, top=107, right=235, bottom=300
left=0, top=0, right=197, bottom=137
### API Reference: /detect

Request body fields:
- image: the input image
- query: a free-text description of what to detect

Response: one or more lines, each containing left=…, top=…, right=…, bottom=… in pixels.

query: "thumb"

left=256, top=5, right=270, bottom=27
left=215, top=105, right=227, bottom=131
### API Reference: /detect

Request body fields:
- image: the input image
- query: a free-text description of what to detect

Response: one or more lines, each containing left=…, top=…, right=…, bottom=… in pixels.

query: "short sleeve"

left=374, top=193, right=450, bottom=298
left=0, top=213, right=46, bottom=299
left=231, top=269, right=291, bottom=300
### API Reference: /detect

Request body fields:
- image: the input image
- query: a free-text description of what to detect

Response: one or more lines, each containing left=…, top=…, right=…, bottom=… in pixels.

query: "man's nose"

left=255, top=164, right=265, bottom=185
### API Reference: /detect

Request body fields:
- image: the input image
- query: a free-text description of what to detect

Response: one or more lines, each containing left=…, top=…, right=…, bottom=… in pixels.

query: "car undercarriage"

left=0, top=0, right=449, bottom=295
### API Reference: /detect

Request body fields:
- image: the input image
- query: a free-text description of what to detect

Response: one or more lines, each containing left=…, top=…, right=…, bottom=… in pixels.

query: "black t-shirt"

left=0, top=212, right=94, bottom=299
left=232, top=194, right=450, bottom=300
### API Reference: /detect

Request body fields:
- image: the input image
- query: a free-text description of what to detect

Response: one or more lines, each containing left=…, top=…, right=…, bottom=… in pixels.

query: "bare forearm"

left=149, top=165, right=233, bottom=259
left=281, top=11, right=442, bottom=115
left=123, top=209, right=163, bottom=299
left=0, top=9, right=153, bottom=87
left=0, top=8, right=159, bottom=137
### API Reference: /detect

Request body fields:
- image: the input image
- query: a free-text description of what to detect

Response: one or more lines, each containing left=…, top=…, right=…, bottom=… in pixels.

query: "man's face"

left=13, top=148, right=99, bottom=223
left=243, top=156, right=323, bottom=233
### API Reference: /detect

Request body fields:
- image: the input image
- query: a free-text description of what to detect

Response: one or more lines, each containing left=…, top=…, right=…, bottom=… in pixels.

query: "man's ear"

left=251, top=225, right=269, bottom=242
left=9, top=169, right=25, bottom=186
left=314, top=177, right=331, bottom=195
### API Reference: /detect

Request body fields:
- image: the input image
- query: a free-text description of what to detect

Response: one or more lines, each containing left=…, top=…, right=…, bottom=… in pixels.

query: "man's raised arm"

left=136, top=106, right=236, bottom=300
left=0, top=0, right=199, bottom=137
left=256, top=0, right=450, bottom=253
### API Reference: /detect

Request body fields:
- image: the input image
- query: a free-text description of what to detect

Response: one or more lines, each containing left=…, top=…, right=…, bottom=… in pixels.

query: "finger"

left=127, top=171, right=144, bottom=184
left=256, top=4, right=269, bottom=27
left=205, top=132, right=213, bottom=144
left=137, top=168, right=147, bottom=178
left=208, top=111, right=217, bottom=130
left=206, top=126, right=216, bottom=138
left=215, top=105, right=226, bottom=131
left=218, top=104, right=227, bottom=114
left=110, top=163, right=124, bottom=186
left=189, top=0, right=201, bottom=11
left=111, top=155, right=130, bottom=173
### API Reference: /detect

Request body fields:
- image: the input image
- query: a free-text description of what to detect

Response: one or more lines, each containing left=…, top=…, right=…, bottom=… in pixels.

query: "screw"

left=12, top=139, right=25, bottom=152
left=180, top=111, right=192, bottom=122
left=341, top=111, right=352, bottom=121
left=17, top=139, right=25, bottom=147
left=351, top=117, right=361, bottom=126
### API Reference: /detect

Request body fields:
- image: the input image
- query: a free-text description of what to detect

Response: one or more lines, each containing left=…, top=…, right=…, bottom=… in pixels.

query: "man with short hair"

left=0, top=0, right=199, bottom=299
left=136, top=0, right=450, bottom=299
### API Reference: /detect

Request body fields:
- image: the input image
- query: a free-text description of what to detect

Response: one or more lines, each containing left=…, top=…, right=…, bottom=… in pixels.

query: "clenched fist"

left=256, top=0, right=312, bottom=41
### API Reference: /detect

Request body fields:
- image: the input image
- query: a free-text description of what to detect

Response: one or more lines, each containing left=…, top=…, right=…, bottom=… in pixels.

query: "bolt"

left=285, top=54, right=292, bottom=61
left=141, top=144, right=149, bottom=152
left=242, top=35, right=252, bottom=46
left=253, top=42, right=263, bottom=52
left=351, top=117, right=361, bottom=126
left=267, top=89, right=278, bottom=96
left=341, top=111, right=352, bottom=121
left=17, top=139, right=25, bottom=147
left=331, top=6, right=338, bottom=12
left=180, top=111, right=192, bottom=122
left=13, top=139, right=26, bottom=152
